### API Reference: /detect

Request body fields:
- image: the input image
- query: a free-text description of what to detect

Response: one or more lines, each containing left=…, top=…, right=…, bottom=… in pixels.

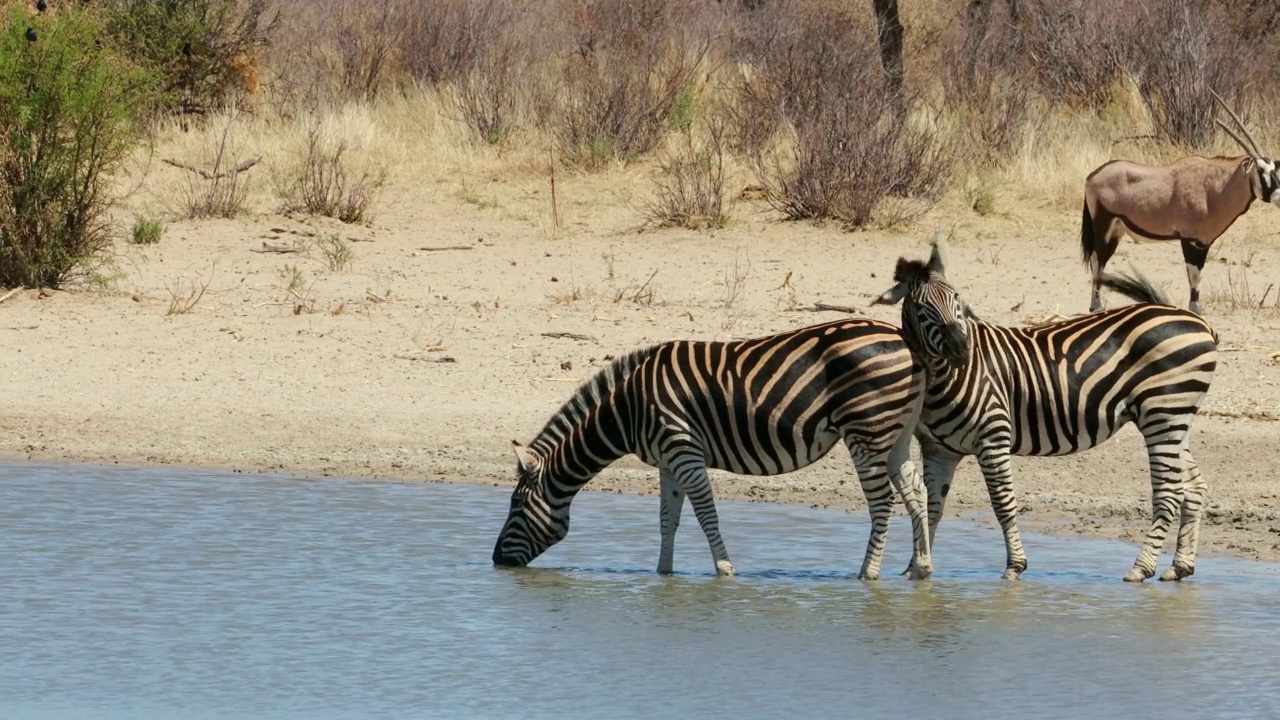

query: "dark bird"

left=36, top=0, right=47, bottom=13
left=25, top=27, right=37, bottom=43
left=182, top=41, right=192, bottom=58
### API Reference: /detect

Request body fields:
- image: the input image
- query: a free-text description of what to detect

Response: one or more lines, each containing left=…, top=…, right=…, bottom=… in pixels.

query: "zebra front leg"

left=1162, top=449, right=1205, bottom=582
left=674, top=463, right=734, bottom=577
left=1126, top=424, right=1188, bottom=582
left=977, top=447, right=1028, bottom=580
left=657, top=468, right=684, bottom=575
left=883, top=431, right=932, bottom=579
left=903, top=443, right=960, bottom=576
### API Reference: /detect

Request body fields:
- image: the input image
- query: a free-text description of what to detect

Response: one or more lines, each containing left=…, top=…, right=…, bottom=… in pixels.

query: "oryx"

left=1081, top=91, right=1280, bottom=314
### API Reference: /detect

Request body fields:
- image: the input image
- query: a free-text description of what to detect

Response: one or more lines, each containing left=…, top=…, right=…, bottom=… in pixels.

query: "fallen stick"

left=799, top=302, right=861, bottom=314
left=0, top=287, right=21, bottom=305
left=418, top=245, right=473, bottom=252
left=251, top=242, right=301, bottom=254
left=162, top=154, right=262, bottom=180
left=394, top=353, right=457, bottom=363
left=541, top=331, right=597, bottom=342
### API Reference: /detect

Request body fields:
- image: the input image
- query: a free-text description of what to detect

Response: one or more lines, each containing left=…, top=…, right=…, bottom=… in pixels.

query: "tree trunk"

left=873, top=0, right=905, bottom=96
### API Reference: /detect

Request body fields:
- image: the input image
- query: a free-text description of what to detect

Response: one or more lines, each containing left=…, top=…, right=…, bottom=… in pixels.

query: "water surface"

left=1, top=463, right=1278, bottom=719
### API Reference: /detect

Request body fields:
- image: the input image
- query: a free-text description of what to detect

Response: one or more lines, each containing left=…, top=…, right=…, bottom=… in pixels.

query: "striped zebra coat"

left=492, top=319, right=933, bottom=579
left=875, top=242, right=1218, bottom=582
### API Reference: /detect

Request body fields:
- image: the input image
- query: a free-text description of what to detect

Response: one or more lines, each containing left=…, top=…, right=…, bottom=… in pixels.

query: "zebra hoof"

left=1123, top=568, right=1149, bottom=583
left=1159, top=564, right=1193, bottom=582
left=715, top=559, right=735, bottom=577
left=859, top=569, right=881, bottom=581
left=1001, top=568, right=1022, bottom=581
left=910, top=563, right=933, bottom=581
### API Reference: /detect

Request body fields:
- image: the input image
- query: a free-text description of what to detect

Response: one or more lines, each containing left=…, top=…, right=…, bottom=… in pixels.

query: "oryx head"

left=873, top=239, right=973, bottom=369
left=493, top=443, right=571, bottom=568
left=1213, top=90, right=1280, bottom=208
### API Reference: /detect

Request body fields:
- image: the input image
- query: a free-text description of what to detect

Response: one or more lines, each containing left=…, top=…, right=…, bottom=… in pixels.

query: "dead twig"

left=799, top=302, right=861, bottom=314
left=163, top=154, right=262, bottom=180
left=418, top=245, right=474, bottom=252
left=631, top=269, right=659, bottom=304
left=541, top=331, right=597, bottom=342
left=394, top=353, right=458, bottom=363
left=251, top=242, right=302, bottom=254
left=0, top=287, right=21, bottom=305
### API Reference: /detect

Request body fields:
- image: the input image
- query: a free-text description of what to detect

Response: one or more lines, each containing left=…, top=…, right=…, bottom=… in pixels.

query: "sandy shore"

left=2, top=172, right=1278, bottom=568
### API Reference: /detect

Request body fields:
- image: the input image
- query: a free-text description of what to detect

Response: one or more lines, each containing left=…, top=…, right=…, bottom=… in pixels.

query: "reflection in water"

left=1, top=463, right=1279, bottom=720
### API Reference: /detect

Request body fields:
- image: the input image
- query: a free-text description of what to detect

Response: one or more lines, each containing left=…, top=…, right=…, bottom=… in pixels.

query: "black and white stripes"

left=492, top=319, right=934, bottom=579
left=876, top=243, right=1218, bottom=582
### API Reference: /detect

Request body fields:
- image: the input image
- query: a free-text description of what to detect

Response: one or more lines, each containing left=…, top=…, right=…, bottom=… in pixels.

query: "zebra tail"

left=1096, top=271, right=1173, bottom=307
left=1080, top=201, right=1095, bottom=265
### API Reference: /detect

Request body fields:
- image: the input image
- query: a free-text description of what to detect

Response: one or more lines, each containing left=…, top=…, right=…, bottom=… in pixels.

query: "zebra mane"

left=527, top=344, right=656, bottom=456
left=892, top=256, right=982, bottom=321
left=893, top=257, right=932, bottom=285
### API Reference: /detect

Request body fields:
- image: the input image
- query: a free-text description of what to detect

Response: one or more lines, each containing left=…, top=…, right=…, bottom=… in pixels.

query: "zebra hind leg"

left=673, top=463, right=735, bottom=577
left=657, top=468, right=684, bottom=575
left=848, top=446, right=896, bottom=581
left=1161, top=445, right=1204, bottom=582
left=1125, top=417, right=1190, bottom=583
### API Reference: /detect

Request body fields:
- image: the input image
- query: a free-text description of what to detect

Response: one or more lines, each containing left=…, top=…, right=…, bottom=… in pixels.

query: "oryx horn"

left=1211, top=89, right=1264, bottom=158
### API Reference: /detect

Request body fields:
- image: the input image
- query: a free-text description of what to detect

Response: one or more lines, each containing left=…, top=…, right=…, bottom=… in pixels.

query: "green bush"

left=99, top=0, right=277, bottom=115
left=131, top=215, right=165, bottom=245
left=0, top=7, right=157, bottom=288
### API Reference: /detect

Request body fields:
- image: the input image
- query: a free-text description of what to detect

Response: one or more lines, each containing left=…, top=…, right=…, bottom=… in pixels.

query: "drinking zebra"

left=492, top=319, right=934, bottom=579
left=874, top=242, right=1218, bottom=582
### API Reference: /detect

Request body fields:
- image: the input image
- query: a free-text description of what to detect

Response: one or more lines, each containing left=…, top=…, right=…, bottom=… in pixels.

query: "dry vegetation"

left=14, top=0, right=1279, bottom=282
left=209, top=0, right=1280, bottom=227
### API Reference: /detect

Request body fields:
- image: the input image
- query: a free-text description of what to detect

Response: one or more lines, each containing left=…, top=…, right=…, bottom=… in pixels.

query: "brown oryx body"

left=1081, top=93, right=1280, bottom=315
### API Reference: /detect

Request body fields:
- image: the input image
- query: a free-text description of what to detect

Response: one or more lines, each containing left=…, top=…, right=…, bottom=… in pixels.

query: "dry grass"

left=118, top=0, right=1280, bottom=239
left=642, top=122, right=731, bottom=230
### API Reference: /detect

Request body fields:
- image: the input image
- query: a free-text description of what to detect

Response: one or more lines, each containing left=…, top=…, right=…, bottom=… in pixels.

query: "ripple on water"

left=1, top=463, right=1279, bottom=719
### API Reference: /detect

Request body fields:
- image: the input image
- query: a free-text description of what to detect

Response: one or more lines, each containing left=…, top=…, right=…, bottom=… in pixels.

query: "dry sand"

left=2, top=163, right=1278, bottom=569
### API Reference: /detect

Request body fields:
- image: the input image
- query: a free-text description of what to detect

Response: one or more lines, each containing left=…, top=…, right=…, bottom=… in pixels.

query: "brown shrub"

left=742, top=4, right=950, bottom=228
left=643, top=120, right=730, bottom=230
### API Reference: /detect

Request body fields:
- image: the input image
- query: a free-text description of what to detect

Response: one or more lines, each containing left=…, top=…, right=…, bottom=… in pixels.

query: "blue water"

left=1, top=463, right=1278, bottom=719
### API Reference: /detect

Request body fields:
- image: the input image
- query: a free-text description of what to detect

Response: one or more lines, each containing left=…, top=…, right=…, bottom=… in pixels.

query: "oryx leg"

left=903, top=440, right=961, bottom=576
left=657, top=467, right=684, bottom=575
left=1180, top=239, right=1210, bottom=315
left=1161, top=442, right=1205, bottom=582
left=1089, top=212, right=1124, bottom=312
left=669, top=457, right=734, bottom=577
left=1125, top=418, right=1190, bottom=583
left=977, top=445, right=1028, bottom=580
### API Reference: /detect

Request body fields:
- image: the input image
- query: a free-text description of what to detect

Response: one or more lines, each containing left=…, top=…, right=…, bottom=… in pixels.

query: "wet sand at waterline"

left=1, top=170, right=1278, bottom=566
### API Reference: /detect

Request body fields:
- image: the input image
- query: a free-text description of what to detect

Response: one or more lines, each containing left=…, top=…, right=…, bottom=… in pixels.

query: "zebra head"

left=874, top=242, right=972, bottom=368
left=493, top=444, right=569, bottom=567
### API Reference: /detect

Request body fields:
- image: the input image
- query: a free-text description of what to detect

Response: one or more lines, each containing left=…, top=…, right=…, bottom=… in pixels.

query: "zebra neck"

left=924, top=320, right=983, bottom=383
left=529, top=387, right=633, bottom=491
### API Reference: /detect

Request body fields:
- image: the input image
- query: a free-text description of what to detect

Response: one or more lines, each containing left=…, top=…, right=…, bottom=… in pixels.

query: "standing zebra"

left=874, top=242, right=1218, bottom=582
left=492, top=319, right=934, bottom=580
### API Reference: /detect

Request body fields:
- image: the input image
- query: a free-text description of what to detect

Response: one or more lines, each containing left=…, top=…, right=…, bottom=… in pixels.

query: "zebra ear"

left=513, top=445, right=540, bottom=474
left=873, top=282, right=908, bottom=306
